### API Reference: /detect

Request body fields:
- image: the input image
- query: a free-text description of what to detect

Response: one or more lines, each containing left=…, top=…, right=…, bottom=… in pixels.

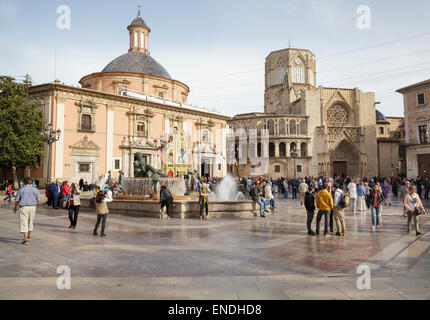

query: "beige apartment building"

left=397, top=79, right=430, bottom=179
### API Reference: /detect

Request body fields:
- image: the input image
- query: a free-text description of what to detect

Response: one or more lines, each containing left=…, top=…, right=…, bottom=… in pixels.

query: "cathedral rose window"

left=326, top=104, right=349, bottom=127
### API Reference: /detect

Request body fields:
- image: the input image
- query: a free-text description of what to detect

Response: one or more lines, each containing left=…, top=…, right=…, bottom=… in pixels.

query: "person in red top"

left=61, top=181, right=70, bottom=208
left=370, top=185, right=385, bottom=231
left=3, top=182, right=13, bottom=202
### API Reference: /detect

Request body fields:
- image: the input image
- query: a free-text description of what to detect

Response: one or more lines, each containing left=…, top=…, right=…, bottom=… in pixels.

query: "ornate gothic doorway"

left=331, top=140, right=361, bottom=178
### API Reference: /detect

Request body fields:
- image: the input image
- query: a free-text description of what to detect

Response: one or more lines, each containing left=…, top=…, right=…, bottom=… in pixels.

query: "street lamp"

left=291, top=145, right=298, bottom=179
left=42, top=123, right=61, bottom=184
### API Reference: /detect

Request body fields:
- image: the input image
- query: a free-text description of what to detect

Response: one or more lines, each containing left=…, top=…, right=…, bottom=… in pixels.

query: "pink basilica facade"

left=25, top=10, right=229, bottom=186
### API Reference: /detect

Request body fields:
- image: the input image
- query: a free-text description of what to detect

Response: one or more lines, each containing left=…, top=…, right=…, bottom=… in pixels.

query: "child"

left=93, top=191, right=109, bottom=237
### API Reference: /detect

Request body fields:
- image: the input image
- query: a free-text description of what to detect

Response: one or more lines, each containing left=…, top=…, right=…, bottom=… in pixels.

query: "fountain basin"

left=80, top=198, right=258, bottom=219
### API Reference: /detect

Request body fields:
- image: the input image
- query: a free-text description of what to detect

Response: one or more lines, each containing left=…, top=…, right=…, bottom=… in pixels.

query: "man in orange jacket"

left=316, top=183, right=334, bottom=236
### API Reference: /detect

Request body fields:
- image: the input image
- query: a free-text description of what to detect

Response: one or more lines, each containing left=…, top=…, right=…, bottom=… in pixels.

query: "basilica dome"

left=102, top=51, right=172, bottom=80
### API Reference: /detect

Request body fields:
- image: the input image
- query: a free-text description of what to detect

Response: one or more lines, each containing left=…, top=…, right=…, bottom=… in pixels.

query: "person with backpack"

left=305, top=186, right=316, bottom=236
left=333, top=183, right=348, bottom=236
left=369, top=184, right=384, bottom=231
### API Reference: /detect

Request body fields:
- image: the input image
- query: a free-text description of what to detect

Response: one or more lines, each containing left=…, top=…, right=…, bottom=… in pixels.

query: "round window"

left=326, top=104, right=349, bottom=127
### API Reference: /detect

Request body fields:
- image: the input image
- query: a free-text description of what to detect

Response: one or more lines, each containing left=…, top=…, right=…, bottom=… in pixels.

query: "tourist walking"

left=404, top=186, right=426, bottom=237
left=369, top=184, right=384, bottom=231
left=357, top=182, right=366, bottom=212
left=347, top=180, right=358, bottom=213
left=49, top=180, right=61, bottom=209
left=79, top=178, right=84, bottom=191
left=315, top=183, right=334, bottom=236
left=199, top=183, right=210, bottom=221
left=283, top=179, right=288, bottom=199
left=333, top=183, right=347, bottom=236
left=93, top=191, right=108, bottom=237
left=381, top=180, right=391, bottom=206
left=67, top=183, right=81, bottom=229
left=401, top=181, right=411, bottom=217
left=13, top=178, right=41, bottom=245
left=299, top=180, right=309, bottom=206
left=3, top=181, right=13, bottom=202
left=304, top=186, right=316, bottom=235
left=160, top=185, right=174, bottom=220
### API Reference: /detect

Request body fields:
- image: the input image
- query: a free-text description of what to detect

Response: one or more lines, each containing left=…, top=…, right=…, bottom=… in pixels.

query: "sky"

left=1, top=0, right=430, bottom=117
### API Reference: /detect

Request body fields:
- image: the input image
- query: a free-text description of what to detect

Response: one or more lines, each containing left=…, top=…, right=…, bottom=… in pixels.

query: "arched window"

left=300, top=120, right=307, bottom=135
left=268, top=119, right=275, bottom=135
left=140, top=33, right=144, bottom=48
left=137, top=121, right=145, bottom=136
left=301, top=142, right=307, bottom=157
left=257, top=143, right=262, bottom=157
left=279, top=120, right=286, bottom=135
left=279, top=142, right=286, bottom=157
left=202, top=130, right=209, bottom=143
left=269, top=142, right=275, bottom=157
left=290, top=120, right=297, bottom=135
left=249, top=143, right=256, bottom=158
left=292, top=57, right=306, bottom=84
left=290, top=142, right=297, bottom=156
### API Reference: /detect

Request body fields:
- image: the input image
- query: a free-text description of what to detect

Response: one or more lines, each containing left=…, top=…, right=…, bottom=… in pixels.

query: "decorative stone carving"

left=326, top=104, right=349, bottom=127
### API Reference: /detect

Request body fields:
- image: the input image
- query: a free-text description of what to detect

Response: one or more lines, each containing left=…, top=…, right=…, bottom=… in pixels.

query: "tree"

left=0, top=76, right=44, bottom=189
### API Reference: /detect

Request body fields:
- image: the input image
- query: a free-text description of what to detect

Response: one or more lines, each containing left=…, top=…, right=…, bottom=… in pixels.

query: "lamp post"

left=42, top=123, right=61, bottom=185
left=291, top=146, right=298, bottom=179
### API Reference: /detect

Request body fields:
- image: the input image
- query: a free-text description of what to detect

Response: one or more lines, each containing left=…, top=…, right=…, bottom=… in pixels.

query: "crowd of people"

left=3, top=174, right=428, bottom=245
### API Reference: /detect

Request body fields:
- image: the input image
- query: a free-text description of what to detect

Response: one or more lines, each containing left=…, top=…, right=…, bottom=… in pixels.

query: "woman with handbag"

left=369, top=185, right=385, bottom=231
left=67, top=183, right=81, bottom=229
left=404, top=186, right=426, bottom=237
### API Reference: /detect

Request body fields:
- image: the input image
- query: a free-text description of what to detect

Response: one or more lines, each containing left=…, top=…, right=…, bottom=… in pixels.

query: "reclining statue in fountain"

left=134, top=152, right=168, bottom=194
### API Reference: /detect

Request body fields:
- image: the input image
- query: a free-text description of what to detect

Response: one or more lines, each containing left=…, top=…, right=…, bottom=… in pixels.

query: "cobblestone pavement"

left=1, top=195, right=430, bottom=300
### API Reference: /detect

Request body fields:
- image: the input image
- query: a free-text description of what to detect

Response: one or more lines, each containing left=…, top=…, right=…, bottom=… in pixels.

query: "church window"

left=140, top=32, right=144, bottom=48
left=257, top=143, right=262, bottom=157
left=158, top=92, right=164, bottom=99
left=202, top=130, right=209, bottom=143
left=137, top=122, right=145, bottom=136
left=279, top=120, right=286, bottom=135
left=114, top=159, right=121, bottom=171
left=290, top=142, right=297, bottom=155
left=297, top=165, right=302, bottom=173
left=379, top=127, right=384, bottom=135
left=134, top=32, right=139, bottom=48
left=249, top=143, right=256, bottom=158
left=279, top=142, right=286, bottom=157
left=269, top=142, right=275, bottom=157
left=290, top=120, right=297, bottom=135
left=326, top=104, right=349, bottom=127
left=268, top=119, right=275, bottom=135
left=81, top=114, right=92, bottom=131
left=300, top=120, right=307, bottom=135
left=292, top=57, right=306, bottom=84
left=301, top=142, right=307, bottom=157
left=275, top=165, right=281, bottom=173
left=419, top=125, right=428, bottom=144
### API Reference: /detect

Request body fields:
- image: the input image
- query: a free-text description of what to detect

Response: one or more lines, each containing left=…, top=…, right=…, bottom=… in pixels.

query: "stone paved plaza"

left=1, top=195, right=430, bottom=300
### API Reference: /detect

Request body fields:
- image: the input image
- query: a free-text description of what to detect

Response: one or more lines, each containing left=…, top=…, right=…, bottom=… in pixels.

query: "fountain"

left=82, top=174, right=255, bottom=219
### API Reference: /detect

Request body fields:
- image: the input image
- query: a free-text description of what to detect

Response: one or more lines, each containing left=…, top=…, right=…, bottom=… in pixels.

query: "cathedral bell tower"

left=264, top=48, right=316, bottom=114
left=128, top=6, right=151, bottom=55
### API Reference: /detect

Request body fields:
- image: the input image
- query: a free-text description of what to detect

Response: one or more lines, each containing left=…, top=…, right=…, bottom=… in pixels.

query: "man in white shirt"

left=333, top=183, right=347, bottom=236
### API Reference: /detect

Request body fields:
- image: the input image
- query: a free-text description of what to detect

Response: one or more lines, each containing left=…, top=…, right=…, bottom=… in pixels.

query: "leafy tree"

left=0, top=76, right=44, bottom=189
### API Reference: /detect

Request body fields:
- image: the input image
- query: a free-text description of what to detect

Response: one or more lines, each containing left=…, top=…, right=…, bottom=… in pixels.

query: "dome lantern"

left=128, top=6, right=151, bottom=55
